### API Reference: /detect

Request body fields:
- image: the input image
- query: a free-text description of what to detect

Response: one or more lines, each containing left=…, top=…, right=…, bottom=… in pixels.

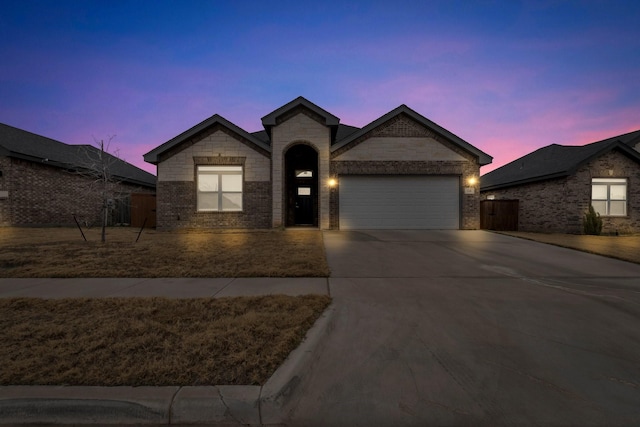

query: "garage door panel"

left=339, top=176, right=459, bottom=230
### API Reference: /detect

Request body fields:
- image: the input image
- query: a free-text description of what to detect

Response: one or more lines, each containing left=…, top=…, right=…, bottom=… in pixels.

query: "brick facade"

left=481, top=149, right=640, bottom=234
left=151, top=101, right=487, bottom=230
left=156, top=180, right=271, bottom=229
left=0, top=156, right=154, bottom=227
left=330, top=114, right=481, bottom=230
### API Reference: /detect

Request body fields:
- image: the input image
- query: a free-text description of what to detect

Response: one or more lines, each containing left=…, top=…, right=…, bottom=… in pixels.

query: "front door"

left=295, top=185, right=313, bottom=225
left=285, top=145, right=318, bottom=227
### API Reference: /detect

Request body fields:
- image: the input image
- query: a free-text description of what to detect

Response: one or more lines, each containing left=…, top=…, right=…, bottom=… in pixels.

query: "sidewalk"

left=0, top=277, right=333, bottom=426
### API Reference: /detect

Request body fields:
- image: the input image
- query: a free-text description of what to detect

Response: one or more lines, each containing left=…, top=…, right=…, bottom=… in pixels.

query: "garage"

left=338, top=175, right=460, bottom=230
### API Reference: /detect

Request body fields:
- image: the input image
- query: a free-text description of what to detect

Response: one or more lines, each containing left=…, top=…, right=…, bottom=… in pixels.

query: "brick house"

left=0, top=123, right=156, bottom=227
left=144, top=97, right=492, bottom=230
left=480, top=130, right=640, bottom=234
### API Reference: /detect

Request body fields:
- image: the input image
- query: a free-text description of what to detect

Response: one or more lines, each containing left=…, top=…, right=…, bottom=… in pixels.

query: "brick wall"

left=0, top=156, right=154, bottom=227
left=271, top=111, right=331, bottom=228
left=329, top=114, right=481, bottom=230
left=481, top=149, right=640, bottom=234
left=156, top=181, right=271, bottom=229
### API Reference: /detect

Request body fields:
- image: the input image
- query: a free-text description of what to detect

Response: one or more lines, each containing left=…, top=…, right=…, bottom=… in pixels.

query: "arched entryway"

left=285, top=144, right=319, bottom=227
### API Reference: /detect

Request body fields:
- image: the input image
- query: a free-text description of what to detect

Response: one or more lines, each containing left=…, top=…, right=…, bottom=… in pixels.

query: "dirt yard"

left=0, top=227, right=330, bottom=278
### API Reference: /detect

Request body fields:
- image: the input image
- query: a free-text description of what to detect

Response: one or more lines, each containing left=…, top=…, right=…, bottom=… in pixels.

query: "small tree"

left=583, top=205, right=603, bottom=235
left=74, top=136, right=126, bottom=243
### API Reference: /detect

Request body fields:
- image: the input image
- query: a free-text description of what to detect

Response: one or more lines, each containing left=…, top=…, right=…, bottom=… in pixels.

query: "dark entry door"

left=295, top=186, right=313, bottom=225
left=285, top=145, right=318, bottom=227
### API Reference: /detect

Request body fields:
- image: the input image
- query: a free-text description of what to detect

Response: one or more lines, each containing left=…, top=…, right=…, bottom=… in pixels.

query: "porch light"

left=328, top=178, right=338, bottom=188
left=467, top=177, right=478, bottom=186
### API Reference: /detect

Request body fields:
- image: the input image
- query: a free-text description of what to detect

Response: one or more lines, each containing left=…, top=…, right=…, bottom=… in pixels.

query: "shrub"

left=583, top=205, right=603, bottom=235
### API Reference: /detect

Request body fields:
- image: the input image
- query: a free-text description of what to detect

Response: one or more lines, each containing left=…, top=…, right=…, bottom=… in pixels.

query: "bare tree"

left=73, top=135, right=127, bottom=243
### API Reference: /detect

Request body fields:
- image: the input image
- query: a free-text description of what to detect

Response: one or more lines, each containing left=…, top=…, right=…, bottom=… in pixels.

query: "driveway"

left=284, top=230, right=640, bottom=426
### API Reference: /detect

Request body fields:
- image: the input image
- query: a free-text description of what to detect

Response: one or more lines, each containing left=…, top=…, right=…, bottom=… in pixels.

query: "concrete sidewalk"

left=0, top=277, right=332, bottom=426
left=0, top=277, right=330, bottom=299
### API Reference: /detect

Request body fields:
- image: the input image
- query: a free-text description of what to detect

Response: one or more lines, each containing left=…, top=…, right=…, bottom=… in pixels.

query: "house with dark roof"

left=0, top=123, right=156, bottom=227
left=144, top=97, right=492, bottom=230
left=480, top=130, right=640, bottom=234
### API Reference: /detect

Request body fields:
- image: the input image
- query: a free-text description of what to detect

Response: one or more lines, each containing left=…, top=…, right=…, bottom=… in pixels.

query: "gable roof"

left=481, top=130, right=640, bottom=191
left=0, top=123, right=156, bottom=188
left=261, top=96, right=341, bottom=142
left=143, top=114, right=271, bottom=164
left=331, top=104, right=493, bottom=165
left=145, top=97, right=492, bottom=167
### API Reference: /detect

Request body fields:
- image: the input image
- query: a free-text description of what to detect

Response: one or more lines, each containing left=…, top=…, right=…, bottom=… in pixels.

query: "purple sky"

left=1, top=1, right=639, bottom=175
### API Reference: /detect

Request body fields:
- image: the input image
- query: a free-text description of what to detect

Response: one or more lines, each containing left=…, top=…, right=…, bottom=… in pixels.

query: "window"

left=295, top=170, right=313, bottom=178
left=591, top=178, right=627, bottom=216
left=197, top=166, right=243, bottom=212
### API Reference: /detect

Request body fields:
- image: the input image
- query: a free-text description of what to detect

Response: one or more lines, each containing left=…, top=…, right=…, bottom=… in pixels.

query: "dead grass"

left=0, top=295, right=331, bottom=386
left=499, top=231, right=640, bottom=264
left=0, top=227, right=329, bottom=278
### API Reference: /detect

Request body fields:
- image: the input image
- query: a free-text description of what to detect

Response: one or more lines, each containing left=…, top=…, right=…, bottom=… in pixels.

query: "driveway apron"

left=283, top=230, right=640, bottom=427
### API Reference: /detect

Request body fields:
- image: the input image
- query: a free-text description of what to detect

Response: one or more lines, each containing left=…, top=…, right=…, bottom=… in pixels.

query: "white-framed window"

left=591, top=178, right=627, bottom=216
left=197, top=166, right=243, bottom=212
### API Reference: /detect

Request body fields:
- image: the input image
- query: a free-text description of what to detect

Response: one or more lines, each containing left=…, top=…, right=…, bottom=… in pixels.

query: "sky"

left=1, top=0, right=639, bottom=176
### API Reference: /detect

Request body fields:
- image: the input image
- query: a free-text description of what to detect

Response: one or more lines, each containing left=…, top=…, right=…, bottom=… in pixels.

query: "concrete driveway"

left=284, top=230, right=640, bottom=426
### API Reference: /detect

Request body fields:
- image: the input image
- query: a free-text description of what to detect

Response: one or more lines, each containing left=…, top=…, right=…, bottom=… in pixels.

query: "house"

left=480, top=130, right=640, bottom=234
left=144, top=97, right=492, bottom=230
left=0, top=123, right=156, bottom=227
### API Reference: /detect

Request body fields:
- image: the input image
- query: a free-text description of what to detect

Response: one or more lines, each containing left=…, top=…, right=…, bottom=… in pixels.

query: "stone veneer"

left=481, top=149, right=640, bottom=234
left=0, top=156, right=154, bottom=226
left=270, top=109, right=331, bottom=229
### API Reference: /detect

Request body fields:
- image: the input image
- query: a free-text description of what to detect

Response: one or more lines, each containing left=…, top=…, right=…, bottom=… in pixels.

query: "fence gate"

left=131, top=193, right=156, bottom=228
left=480, top=200, right=519, bottom=231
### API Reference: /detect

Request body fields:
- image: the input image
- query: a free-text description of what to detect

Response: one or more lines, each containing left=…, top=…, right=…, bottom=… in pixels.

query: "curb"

left=0, top=303, right=336, bottom=425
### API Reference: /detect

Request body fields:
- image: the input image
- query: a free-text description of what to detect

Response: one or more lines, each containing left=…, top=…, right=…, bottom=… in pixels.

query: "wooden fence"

left=480, top=200, right=519, bottom=231
left=131, top=193, right=156, bottom=228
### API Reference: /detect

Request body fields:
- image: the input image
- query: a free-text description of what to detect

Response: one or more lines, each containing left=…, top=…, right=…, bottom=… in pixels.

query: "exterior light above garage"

left=328, top=178, right=338, bottom=188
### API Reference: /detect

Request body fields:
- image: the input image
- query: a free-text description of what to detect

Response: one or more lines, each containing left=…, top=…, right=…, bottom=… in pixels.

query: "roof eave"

left=144, top=115, right=271, bottom=164
left=331, top=104, right=493, bottom=165
left=480, top=171, right=570, bottom=192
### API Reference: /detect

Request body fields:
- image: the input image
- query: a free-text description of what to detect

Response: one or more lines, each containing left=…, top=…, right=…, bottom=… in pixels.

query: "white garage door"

left=339, top=175, right=460, bottom=230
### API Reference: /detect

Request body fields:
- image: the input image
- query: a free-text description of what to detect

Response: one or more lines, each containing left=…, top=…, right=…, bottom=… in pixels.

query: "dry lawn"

left=0, top=295, right=331, bottom=386
left=500, top=231, right=640, bottom=264
left=0, top=227, right=329, bottom=278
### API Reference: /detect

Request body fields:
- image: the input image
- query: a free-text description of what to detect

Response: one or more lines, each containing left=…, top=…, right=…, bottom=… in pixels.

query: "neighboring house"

left=144, top=97, right=492, bottom=230
left=0, top=123, right=156, bottom=227
left=480, top=130, right=640, bottom=234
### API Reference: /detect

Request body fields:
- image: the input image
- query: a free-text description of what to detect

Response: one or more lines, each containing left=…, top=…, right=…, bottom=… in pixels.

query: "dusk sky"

left=1, top=1, right=639, bottom=175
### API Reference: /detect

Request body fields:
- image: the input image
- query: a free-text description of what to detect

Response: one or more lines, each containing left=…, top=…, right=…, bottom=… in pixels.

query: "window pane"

left=591, top=185, right=607, bottom=200
left=609, top=201, right=626, bottom=216
left=296, top=170, right=313, bottom=178
left=222, top=193, right=242, bottom=211
left=610, top=185, right=626, bottom=200
left=222, top=174, right=242, bottom=191
left=198, top=174, right=219, bottom=191
left=198, top=192, right=218, bottom=211
left=591, top=201, right=607, bottom=216
left=298, top=187, right=311, bottom=196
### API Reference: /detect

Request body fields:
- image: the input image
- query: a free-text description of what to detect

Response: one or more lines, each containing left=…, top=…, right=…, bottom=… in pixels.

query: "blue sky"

left=1, top=0, right=639, bottom=174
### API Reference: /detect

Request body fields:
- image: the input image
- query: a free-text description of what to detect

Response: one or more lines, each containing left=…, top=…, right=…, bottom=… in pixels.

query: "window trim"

left=197, top=165, right=243, bottom=212
left=591, top=177, right=627, bottom=217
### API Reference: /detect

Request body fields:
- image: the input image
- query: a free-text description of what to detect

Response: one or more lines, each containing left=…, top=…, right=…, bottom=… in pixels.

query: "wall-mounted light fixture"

left=328, top=178, right=338, bottom=188
left=467, top=177, right=478, bottom=186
